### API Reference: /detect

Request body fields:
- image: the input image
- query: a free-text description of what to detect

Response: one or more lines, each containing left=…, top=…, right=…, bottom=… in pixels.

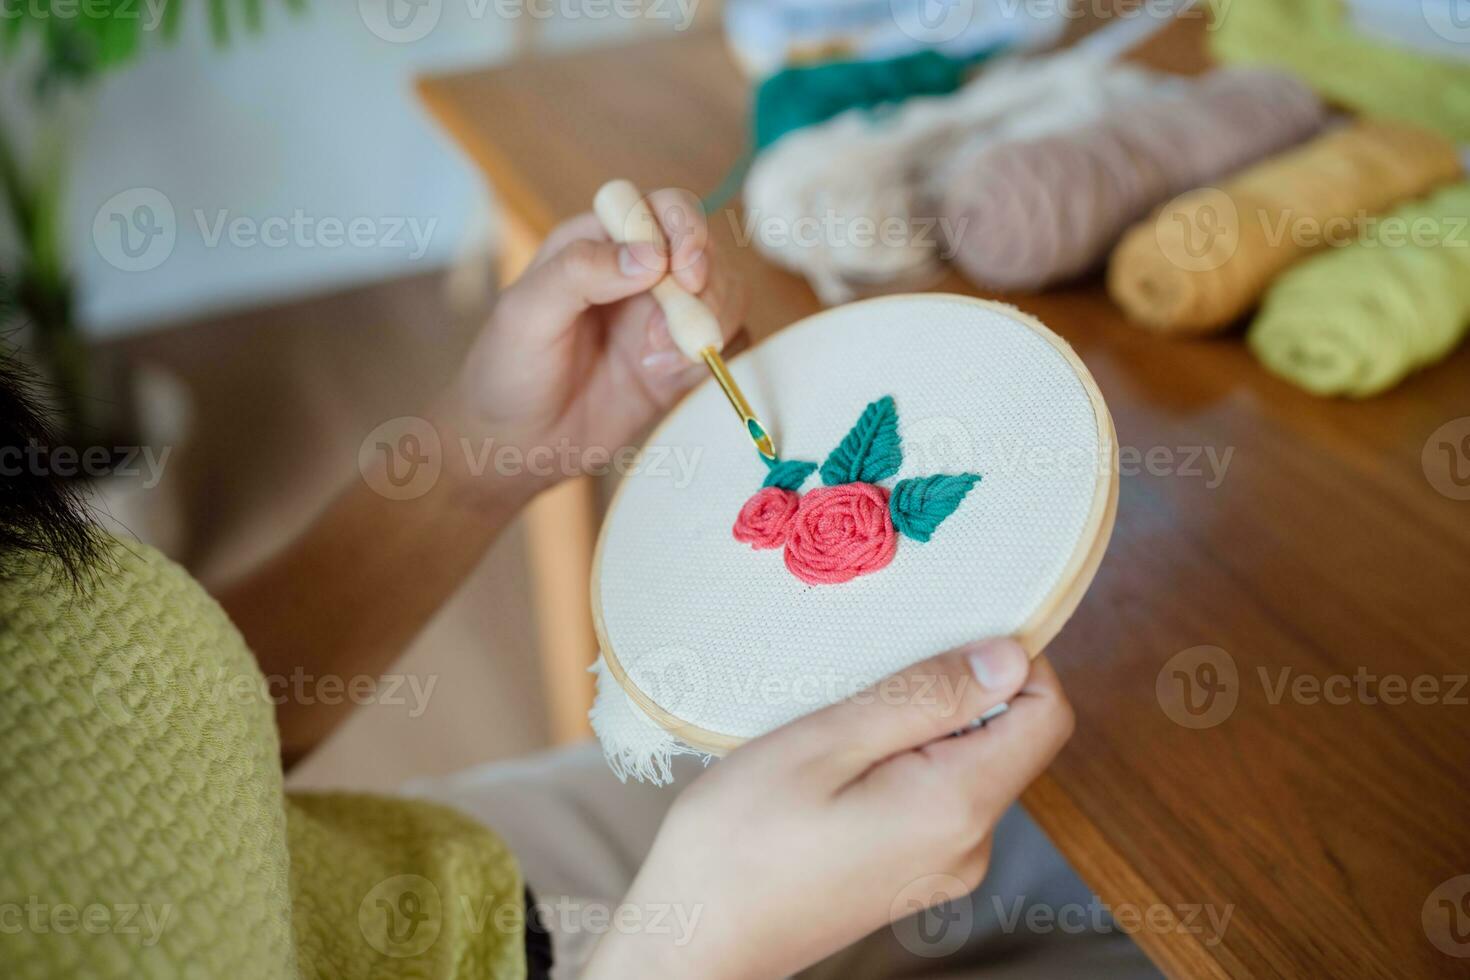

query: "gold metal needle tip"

left=699, top=347, right=778, bottom=462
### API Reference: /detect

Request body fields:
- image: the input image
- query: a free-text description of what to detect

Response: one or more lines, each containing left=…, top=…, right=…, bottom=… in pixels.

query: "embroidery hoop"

left=592, top=294, right=1119, bottom=756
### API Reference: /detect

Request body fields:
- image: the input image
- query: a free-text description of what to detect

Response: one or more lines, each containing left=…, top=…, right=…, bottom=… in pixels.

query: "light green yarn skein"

left=1248, top=182, right=1470, bottom=398
left=1208, top=0, right=1470, bottom=144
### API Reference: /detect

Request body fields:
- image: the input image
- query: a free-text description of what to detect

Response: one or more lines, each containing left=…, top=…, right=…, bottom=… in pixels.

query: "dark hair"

left=0, top=344, right=102, bottom=586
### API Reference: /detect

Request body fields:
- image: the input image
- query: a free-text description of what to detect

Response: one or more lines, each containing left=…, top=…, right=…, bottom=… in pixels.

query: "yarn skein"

left=1208, top=0, right=1470, bottom=145
left=750, top=47, right=1002, bottom=152
left=705, top=46, right=1010, bottom=212
left=742, top=46, right=1175, bottom=304
left=1248, top=182, right=1470, bottom=398
left=1107, top=118, right=1465, bottom=336
left=940, top=69, right=1326, bottom=292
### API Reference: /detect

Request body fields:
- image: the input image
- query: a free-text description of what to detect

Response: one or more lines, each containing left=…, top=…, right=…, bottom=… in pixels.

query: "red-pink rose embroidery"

left=732, top=487, right=799, bottom=550
left=730, top=396, right=980, bottom=586
left=783, top=483, right=897, bottom=585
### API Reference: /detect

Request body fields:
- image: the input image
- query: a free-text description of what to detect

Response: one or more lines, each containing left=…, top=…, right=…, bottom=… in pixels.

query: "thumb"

left=768, top=638, right=1032, bottom=783
left=502, top=237, right=665, bottom=329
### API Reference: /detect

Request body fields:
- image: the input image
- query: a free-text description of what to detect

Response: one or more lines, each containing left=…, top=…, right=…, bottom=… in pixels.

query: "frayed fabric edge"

left=588, top=656, right=712, bottom=786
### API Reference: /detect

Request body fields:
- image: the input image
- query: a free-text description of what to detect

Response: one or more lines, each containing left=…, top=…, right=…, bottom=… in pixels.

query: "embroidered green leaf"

left=762, top=459, right=818, bottom=492
left=820, top=395, right=902, bottom=486
left=889, top=473, right=981, bottom=542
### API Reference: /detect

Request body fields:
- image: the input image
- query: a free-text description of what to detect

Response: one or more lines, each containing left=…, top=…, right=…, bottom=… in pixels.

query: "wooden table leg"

left=499, top=212, right=598, bottom=744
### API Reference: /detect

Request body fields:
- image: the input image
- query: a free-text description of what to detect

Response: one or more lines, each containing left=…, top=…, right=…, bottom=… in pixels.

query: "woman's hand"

left=586, top=639, right=1075, bottom=980
left=225, top=189, right=745, bottom=762
left=436, top=188, right=749, bottom=504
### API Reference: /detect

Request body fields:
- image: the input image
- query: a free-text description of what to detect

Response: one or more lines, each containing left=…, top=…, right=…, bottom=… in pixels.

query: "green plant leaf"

left=97, top=11, right=140, bottom=65
left=889, top=474, right=981, bottom=542
left=161, top=0, right=184, bottom=40
left=209, top=0, right=230, bottom=45
left=4, top=11, right=24, bottom=52
left=762, top=458, right=817, bottom=492
left=820, top=395, right=901, bottom=486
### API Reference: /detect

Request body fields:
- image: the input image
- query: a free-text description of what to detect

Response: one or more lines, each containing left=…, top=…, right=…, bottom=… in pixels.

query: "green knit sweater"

left=0, top=538, right=526, bottom=978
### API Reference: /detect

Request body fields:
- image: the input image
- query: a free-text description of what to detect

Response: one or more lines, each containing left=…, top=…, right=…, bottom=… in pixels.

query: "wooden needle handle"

left=593, top=179, right=723, bottom=362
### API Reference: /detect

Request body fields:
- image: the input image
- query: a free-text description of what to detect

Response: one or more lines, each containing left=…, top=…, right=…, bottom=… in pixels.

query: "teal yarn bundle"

left=750, top=47, right=1001, bottom=151
left=706, top=46, right=1003, bottom=209
left=1248, top=182, right=1470, bottom=398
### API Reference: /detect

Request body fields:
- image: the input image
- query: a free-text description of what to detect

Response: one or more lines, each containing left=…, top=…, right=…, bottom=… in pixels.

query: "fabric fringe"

left=588, top=657, right=712, bottom=786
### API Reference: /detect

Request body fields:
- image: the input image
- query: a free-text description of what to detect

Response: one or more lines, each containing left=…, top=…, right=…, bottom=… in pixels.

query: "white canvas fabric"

left=593, top=296, right=1110, bottom=783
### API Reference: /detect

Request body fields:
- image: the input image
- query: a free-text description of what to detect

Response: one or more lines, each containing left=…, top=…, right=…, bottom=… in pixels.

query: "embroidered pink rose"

left=730, top=396, right=980, bottom=586
left=783, top=483, right=897, bottom=585
left=732, top=486, right=800, bottom=549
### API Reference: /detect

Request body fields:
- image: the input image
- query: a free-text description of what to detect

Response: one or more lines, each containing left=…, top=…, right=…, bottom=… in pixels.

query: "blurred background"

left=0, top=0, right=1077, bottom=791
left=9, top=5, right=1469, bottom=975
left=4, top=0, right=1468, bottom=800
left=1, top=1, right=722, bottom=790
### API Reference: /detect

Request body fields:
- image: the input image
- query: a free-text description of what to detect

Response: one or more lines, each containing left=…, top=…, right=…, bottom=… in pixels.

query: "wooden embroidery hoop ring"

left=590, top=294, right=1120, bottom=756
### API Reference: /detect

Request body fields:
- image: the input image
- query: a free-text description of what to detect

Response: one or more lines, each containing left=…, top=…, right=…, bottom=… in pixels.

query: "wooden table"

left=419, top=19, right=1470, bottom=979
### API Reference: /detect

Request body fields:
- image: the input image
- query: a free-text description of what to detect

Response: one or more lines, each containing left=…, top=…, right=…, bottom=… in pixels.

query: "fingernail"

left=675, top=250, right=709, bottom=289
left=646, top=309, right=673, bottom=351
left=967, top=638, right=1028, bottom=690
left=619, top=243, right=662, bottom=279
left=640, top=350, right=688, bottom=375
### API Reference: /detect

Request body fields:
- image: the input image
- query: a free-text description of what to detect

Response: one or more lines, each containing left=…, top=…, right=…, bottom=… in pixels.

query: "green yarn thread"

left=752, top=47, right=999, bottom=152
left=747, top=396, right=982, bottom=550
left=763, top=458, right=818, bottom=491
left=704, top=45, right=1003, bottom=210
left=1248, top=181, right=1470, bottom=398
left=821, top=395, right=902, bottom=486
left=1208, top=0, right=1470, bottom=144
left=890, top=473, right=982, bottom=542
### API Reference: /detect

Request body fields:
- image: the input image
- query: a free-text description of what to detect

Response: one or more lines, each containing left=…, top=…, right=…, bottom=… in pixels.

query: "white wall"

left=46, top=2, right=661, bottom=337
